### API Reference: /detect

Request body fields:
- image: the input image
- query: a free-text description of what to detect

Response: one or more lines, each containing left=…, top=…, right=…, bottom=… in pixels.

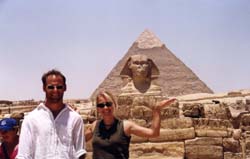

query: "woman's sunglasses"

left=96, top=102, right=113, bottom=108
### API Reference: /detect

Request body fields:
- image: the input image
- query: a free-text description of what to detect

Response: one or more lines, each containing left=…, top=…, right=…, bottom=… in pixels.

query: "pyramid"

left=91, top=29, right=213, bottom=99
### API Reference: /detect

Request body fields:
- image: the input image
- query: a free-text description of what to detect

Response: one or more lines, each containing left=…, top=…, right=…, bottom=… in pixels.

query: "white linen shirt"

left=16, top=103, right=86, bottom=159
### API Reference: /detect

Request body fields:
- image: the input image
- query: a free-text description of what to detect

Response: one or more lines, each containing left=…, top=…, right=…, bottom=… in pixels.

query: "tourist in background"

left=84, top=90, right=176, bottom=159
left=10, top=112, right=24, bottom=131
left=0, top=118, right=19, bottom=159
left=16, top=69, right=86, bottom=159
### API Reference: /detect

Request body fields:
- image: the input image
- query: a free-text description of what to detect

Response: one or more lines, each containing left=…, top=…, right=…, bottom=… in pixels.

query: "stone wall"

left=1, top=90, right=250, bottom=159
left=84, top=90, right=250, bottom=159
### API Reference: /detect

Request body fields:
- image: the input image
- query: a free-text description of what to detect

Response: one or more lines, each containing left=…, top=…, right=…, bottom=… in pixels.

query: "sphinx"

left=120, top=54, right=162, bottom=96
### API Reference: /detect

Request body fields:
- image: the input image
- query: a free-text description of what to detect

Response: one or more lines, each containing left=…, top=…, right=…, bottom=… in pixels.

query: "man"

left=16, top=69, right=86, bottom=159
left=0, top=118, right=19, bottom=159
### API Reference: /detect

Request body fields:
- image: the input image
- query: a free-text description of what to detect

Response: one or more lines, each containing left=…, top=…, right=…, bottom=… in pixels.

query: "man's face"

left=129, top=55, right=150, bottom=78
left=0, top=129, right=17, bottom=143
left=43, top=75, right=66, bottom=103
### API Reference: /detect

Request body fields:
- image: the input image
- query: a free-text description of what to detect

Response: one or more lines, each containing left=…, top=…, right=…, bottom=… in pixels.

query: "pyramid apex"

left=135, top=29, right=164, bottom=49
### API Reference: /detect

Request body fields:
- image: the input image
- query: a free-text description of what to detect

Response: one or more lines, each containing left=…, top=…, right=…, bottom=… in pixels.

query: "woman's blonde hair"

left=95, top=90, right=118, bottom=119
left=96, top=90, right=117, bottom=108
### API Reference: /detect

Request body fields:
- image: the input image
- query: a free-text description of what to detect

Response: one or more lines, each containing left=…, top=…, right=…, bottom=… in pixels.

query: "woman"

left=0, top=118, right=19, bottom=159
left=85, top=91, right=176, bottom=159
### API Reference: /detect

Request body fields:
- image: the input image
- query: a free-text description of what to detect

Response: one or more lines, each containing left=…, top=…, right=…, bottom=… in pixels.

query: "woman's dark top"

left=92, top=118, right=131, bottom=159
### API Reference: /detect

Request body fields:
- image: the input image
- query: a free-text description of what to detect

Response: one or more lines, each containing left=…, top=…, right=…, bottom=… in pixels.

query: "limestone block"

left=245, top=137, right=250, bottom=150
left=229, top=102, right=248, bottom=118
left=193, top=118, right=233, bottom=137
left=204, top=103, right=231, bottom=119
left=130, top=142, right=184, bottom=159
left=161, top=107, right=180, bottom=119
left=131, top=106, right=152, bottom=120
left=224, top=152, right=243, bottom=159
left=195, top=129, right=230, bottom=137
left=241, top=114, right=250, bottom=127
left=131, top=134, right=148, bottom=143
left=79, top=109, right=90, bottom=115
left=246, top=99, right=250, bottom=105
left=116, top=105, right=131, bottom=119
left=130, top=156, right=183, bottom=159
left=228, top=91, right=242, bottom=97
left=149, top=128, right=195, bottom=142
left=117, top=95, right=178, bottom=120
left=182, top=103, right=204, bottom=118
left=246, top=150, right=250, bottom=158
left=161, top=117, right=193, bottom=129
left=117, top=95, right=134, bottom=106
left=134, top=95, right=179, bottom=119
left=233, top=129, right=242, bottom=140
left=185, top=137, right=222, bottom=146
left=130, top=119, right=147, bottom=127
left=185, top=145, right=223, bottom=159
left=246, top=99, right=250, bottom=112
left=193, top=118, right=233, bottom=129
left=2, top=105, right=36, bottom=115
left=132, top=96, right=160, bottom=108
left=246, top=106, right=250, bottom=112
left=223, top=138, right=241, bottom=153
left=241, top=126, right=250, bottom=132
left=239, top=114, right=250, bottom=133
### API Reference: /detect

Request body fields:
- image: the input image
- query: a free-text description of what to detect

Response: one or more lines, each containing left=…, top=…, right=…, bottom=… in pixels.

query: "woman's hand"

left=154, top=98, right=177, bottom=111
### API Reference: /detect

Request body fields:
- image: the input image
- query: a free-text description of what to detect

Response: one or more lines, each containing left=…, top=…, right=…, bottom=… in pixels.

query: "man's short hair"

left=41, top=69, right=66, bottom=86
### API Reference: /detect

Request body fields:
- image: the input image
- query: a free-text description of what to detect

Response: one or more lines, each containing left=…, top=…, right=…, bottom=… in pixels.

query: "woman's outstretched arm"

left=124, top=98, right=176, bottom=137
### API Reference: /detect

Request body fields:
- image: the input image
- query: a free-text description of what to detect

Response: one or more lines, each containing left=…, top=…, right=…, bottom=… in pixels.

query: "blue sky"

left=0, top=0, right=250, bottom=100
